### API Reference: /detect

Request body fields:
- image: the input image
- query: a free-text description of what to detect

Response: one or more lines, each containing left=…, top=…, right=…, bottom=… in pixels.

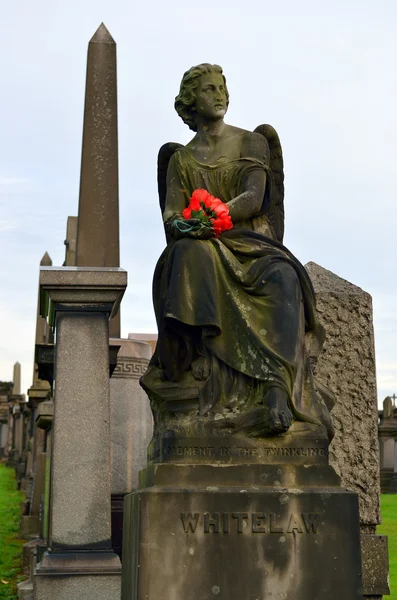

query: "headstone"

left=379, top=396, right=397, bottom=493
left=305, top=261, right=389, bottom=598
left=128, top=333, right=157, bottom=355
left=75, top=23, right=120, bottom=338
left=383, top=396, right=393, bottom=420
left=110, top=338, right=152, bottom=558
left=8, top=362, right=25, bottom=468
left=0, top=382, right=11, bottom=457
left=34, top=267, right=126, bottom=600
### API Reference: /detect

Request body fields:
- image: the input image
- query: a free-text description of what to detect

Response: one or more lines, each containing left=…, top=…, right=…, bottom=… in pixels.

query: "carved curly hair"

left=175, top=63, right=229, bottom=132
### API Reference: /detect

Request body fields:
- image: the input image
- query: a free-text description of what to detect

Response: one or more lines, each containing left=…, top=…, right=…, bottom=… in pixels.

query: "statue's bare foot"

left=191, top=356, right=210, bottom=381
left=266, top=387, right=293, bottom=433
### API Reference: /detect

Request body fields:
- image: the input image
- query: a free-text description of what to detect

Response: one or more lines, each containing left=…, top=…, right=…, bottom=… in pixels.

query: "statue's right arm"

left=162, top=154, right=185, bottom=223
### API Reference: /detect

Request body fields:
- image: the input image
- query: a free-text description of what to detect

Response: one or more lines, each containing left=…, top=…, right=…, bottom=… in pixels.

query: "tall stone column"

left=34, top=267, right=127, bottom=600
left=75, top=23, right=120, bottom=338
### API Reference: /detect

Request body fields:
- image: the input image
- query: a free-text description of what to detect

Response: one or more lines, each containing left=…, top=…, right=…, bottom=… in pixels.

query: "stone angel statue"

left=141, top=63, right=334, bottom=449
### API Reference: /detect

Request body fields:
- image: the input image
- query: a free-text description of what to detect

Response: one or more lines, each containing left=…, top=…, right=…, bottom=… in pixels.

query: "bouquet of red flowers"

left=181, top=189, right=233, bottom=237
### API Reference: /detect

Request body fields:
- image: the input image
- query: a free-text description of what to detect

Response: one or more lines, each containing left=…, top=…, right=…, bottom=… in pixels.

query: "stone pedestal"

left=34, top=266, right=126, bottom=600
left=122, top=464, right=362, bottom=599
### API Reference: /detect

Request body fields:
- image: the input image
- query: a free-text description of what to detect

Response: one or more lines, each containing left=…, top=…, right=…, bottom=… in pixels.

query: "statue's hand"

left=172, top=219, right=215, bottom=240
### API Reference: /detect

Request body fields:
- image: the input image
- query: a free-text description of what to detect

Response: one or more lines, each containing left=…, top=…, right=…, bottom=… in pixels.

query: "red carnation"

left=182, top=189, right=233, bottom=238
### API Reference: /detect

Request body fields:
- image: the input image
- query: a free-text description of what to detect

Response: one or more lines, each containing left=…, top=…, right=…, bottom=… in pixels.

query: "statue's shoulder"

left=228, top=125, right=269, bottom=162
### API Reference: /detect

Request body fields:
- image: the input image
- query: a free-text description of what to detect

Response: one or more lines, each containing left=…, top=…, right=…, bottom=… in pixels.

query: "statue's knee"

left=267, top=263, right=300, bottom=297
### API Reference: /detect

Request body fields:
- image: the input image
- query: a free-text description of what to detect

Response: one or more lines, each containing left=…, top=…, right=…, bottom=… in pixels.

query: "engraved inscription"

left=163, top=446, right=215, bottom=458
left=113, top=357, right=149, bottom=379
left=261, top=447, right=327, bottom=457
left=181, top=513, right=200, bottom=533
left=204, top=513, right=220, bottom=533
left=180, top=512, right=321, bottom=534
left=149, top=443, right=328, bottom=462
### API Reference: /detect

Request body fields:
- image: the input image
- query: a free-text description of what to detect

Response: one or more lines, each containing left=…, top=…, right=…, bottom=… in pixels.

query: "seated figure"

left=141, top=63, right=334, bottom=447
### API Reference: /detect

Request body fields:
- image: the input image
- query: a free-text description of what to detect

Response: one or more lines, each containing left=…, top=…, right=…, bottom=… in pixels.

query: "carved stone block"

left=122, top=465, right=362, bottom=600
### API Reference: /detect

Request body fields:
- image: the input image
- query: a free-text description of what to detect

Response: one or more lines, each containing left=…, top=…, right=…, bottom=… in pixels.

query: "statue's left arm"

left=227, top=132, right=269, bottom=223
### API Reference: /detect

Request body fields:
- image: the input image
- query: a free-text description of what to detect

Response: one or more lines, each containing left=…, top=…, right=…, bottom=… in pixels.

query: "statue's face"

left=195, top=73, right=227, bottom=120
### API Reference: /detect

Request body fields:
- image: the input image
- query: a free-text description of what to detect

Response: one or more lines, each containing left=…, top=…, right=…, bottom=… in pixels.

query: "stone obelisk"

left=75, top=23, right=120, bottom=337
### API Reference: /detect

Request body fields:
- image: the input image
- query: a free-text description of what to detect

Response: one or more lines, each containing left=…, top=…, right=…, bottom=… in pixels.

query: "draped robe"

left=141, top=148, right=333, bottom=437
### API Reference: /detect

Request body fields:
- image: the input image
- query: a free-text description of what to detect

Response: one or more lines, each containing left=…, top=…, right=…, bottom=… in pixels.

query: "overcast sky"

left=0, top=0, right=396, bottom=405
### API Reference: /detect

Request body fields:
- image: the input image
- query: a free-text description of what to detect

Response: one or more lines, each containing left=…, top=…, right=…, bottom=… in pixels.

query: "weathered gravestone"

left=378, top=396, right=397, bottom=493
left=0, top=382, right=12, bottom=457
left=305, top=261, right=389, bottom=598
left=110, top=338, right=153, bottom=558
left=7, top=362, right=25, bottom=471
left=122, top=63, right=363, bottom=599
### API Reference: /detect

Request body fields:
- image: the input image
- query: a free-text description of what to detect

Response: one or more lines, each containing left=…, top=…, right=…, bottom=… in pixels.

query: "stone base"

left=17, top=579, right=33, bottom=600
left=34, top=551, right=121, bottom=600
left=361, top=533, right=390, bottom=596
left=122, top=464, right=362, bottom=599
left=22, top=539, right=47, bottom=577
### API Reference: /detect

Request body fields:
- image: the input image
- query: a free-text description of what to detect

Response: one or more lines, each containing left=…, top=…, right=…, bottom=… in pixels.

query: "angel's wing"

left=157, top=142, right=184, bottom=214
left=254, top=124, right=285, bottom=243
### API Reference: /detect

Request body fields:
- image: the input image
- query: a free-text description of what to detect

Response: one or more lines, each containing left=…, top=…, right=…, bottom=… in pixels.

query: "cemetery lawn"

left=379, top=494, right=397, bottom=599
left=0, top=464, right=26, bottom=600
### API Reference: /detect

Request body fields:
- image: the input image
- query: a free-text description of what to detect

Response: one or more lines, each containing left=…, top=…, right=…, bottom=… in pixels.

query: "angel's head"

left=175, top=64, right=230, bottom=131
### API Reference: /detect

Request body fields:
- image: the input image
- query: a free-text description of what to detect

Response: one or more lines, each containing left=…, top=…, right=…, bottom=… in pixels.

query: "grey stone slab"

left=40, top=267, right=127, bottom=317
left=122, top=469, right=362, bottom=600
left=110, top=339, right=152, bottom=493
left=305, top=262, right=381, bottom=528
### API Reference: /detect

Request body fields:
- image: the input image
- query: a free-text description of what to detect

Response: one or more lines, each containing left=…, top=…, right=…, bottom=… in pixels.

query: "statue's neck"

left=196, top=119, right=226, bottom=140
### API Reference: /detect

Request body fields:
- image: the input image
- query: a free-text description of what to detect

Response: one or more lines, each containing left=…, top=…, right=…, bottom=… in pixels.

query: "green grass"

left=0, top=464, right=26, bottom=600
left=378, top=494, right=397, bottom=599
left=0, top=466, right=395, bottom=598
